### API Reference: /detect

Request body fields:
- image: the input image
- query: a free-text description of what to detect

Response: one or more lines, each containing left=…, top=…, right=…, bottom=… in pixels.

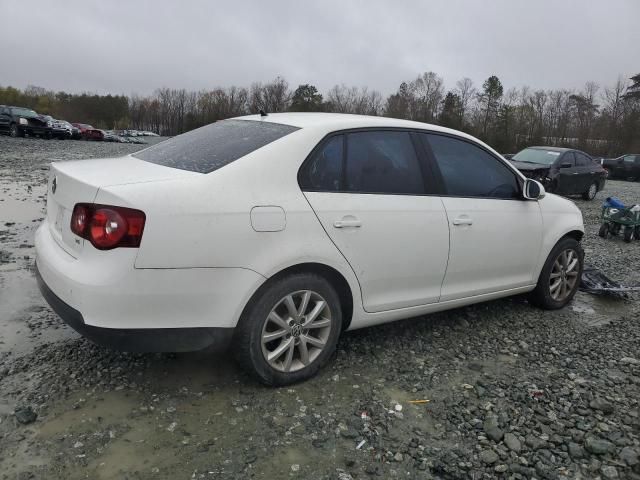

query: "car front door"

left=300, top=130, right=450, bottom=313
left=420, top=133, right=543, bottom=301
left=622, top=155, right=638, bottom=177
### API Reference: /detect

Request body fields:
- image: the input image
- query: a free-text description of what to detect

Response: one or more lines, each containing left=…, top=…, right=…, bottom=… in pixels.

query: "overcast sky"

left=2, top=0, right=639, bottom=96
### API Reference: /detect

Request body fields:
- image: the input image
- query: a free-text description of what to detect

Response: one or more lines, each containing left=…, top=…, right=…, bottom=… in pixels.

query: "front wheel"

left=233, top=273, right=342, bottom=386
left=9, top=124, right=21, bottom=138
left=582, top=182, right=598, bottom=200
left=598, top=223, right=609, bottom=238
left=530, top=237, right=583, bottom=310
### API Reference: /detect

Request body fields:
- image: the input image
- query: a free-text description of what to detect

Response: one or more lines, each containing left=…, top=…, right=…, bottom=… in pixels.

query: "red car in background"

left=71, top=123, right=104, bottom=141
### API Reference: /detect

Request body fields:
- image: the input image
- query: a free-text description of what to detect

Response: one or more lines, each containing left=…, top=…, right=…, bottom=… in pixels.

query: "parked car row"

left=0, top=105, right=152, bottom=143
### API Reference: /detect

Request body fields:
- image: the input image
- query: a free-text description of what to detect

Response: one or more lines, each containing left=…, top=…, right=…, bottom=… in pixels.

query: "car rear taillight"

left=71, top=203, right=145, bottom=250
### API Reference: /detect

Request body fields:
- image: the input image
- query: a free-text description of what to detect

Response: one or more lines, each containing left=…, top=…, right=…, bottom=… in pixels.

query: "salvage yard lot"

left=0, top=136, right=639, bottom=479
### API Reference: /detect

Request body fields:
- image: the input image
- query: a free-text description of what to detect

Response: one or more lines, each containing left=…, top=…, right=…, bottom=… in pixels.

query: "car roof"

left=231, top=112, right=473, bottom=136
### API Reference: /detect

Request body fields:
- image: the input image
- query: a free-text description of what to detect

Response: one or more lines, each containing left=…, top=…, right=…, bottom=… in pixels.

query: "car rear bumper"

left=36, top=265, right=233, bottom=352
left=34, top=223, right=266, bottom=349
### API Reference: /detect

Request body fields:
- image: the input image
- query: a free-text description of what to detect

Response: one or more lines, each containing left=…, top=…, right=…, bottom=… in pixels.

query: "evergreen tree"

left=290, top=84, right=323, bottom=112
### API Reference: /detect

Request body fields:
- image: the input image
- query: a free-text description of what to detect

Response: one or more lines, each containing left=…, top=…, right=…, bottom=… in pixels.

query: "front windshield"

left=512, top=148, right=562, bottom=165
left=11, top=108, right=38, bottom=118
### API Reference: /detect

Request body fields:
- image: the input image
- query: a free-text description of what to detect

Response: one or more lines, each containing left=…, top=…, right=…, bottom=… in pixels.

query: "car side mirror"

left=560, top=162, right=572, bottom=169
left=523, top=179, right=545, bottom=200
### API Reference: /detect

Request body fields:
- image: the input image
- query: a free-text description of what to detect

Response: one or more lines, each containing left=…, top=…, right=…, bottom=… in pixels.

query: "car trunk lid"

left=46, top=156, right=199, bottom=257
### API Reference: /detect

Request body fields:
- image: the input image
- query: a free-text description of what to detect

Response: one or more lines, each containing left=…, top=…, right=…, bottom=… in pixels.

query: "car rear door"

left=574, top=152, right=597, bottom=192
left=300, top=130, right=450, bottom=313
left=420, top=133, right=543, bottom=301
left=555, top=152, right=579, bottom=194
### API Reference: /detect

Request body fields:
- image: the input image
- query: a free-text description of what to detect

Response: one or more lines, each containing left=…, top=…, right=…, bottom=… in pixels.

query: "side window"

left=575, top=152, right=591, bottom=166
left=422, top=134, right=519, bottom=199
left=345, top=131, right=425, bottom=194
left=561, top=152, right=576, bottom=166
left=624, top=155, right=635, bottom=164
left=299, top=135, right=343, bottom=191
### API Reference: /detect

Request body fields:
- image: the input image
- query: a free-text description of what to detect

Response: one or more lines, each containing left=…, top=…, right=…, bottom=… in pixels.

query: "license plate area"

left=54, top=206, right=66, bottom=234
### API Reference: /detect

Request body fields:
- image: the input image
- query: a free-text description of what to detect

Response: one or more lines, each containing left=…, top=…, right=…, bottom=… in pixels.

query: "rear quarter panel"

left=95, top=128, right=365, bottom=321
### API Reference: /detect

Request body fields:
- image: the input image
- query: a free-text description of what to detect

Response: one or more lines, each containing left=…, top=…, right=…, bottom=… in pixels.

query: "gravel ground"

left=0, top=135, right=639, bottom=480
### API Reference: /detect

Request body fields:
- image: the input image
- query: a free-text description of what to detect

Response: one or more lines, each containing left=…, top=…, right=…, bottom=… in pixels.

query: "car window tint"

left=133, top=119, right=299, bottom=174
left=562, top=152, right=576, bottom=166
left=422, top=133, right=519, bottom=199
left=345, top=131, right=424, bottom=194
left=575, top=152, right=591, bottom=166
left=299, top=135, right=343, bottom=191
left=624, top=155, right=635, bottom=163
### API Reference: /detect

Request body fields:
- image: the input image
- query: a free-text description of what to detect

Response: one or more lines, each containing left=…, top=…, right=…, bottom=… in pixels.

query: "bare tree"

left=454, top=77, right=476, bottom=128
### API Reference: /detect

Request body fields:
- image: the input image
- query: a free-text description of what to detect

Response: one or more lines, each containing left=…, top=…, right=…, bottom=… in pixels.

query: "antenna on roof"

left=259, top=109, right=268, bottom=117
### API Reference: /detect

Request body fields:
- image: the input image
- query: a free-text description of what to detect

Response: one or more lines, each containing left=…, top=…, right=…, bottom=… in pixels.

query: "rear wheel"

left=635, top=226, right=640, bottom=240
left=233, top=273, right=342, bottom=386
left=624, top=226, right=634, bottom=243
left=582, top=182, right=598, bottom=200
left=530, top=237, right=583, bottom=310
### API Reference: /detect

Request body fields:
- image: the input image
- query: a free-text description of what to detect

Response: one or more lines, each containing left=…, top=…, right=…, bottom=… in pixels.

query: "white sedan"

left=35, top=113, right=585, bottom=385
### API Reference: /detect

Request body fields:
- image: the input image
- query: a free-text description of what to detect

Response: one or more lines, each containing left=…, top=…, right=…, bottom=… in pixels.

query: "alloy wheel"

left=261, top=290, right=332, bottom=373
left=587, top=183, right=597, bottom=199
left=549, top=248, right=580, bottom=301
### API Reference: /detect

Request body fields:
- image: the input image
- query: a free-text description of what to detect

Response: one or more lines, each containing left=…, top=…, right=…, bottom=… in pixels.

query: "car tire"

left=529, top=237, right=583, bottom=310
left=598, top=223, right=609, bottom=238
left=233, top=273, right=342, bottom=386
left=9, top=124, right=21, bottom=138
left=624, top=226, right=634, bottom=243
left=582, top=182, right=598, bottom=200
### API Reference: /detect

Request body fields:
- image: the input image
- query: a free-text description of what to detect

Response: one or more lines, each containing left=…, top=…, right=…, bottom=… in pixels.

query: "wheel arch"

left=563, top=229, right=584, bottom=242
left=247, top=262, right=355, bottom=331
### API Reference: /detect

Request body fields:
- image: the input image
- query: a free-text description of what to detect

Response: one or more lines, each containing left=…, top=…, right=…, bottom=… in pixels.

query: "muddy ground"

left=0, top=135, right=639, bottom=480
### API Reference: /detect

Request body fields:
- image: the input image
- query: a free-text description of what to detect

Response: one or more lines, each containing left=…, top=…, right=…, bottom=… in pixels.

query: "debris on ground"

left=580, top=266, right=640, bottom=298
left=14, top=406, right=37, bottom=425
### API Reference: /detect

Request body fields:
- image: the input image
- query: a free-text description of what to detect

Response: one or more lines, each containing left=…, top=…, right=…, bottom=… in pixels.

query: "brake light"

left=70, top=203, right=146, bottom=250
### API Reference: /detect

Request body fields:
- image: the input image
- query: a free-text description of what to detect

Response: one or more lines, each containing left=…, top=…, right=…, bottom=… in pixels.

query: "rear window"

left=133, top=119, right=300, bottom=173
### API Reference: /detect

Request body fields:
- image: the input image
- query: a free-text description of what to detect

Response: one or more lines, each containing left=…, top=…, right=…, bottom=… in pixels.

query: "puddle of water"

left=0, top=180, right=46, bottom=224
left=0, top=268, right=74, bottom=355
left=571, top=291, right=628, bottom=327
left=0, top=195, right=44, bottom=223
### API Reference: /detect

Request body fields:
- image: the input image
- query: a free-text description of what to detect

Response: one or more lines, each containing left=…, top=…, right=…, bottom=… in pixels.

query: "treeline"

left=2, top=72, right=640, bottom=155
left=0, top=85, right=128, bottom=129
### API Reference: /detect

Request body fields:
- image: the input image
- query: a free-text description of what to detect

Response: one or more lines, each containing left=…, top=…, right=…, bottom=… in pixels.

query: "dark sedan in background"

left=602, top=154, right=640, bottom=180
left=508, top=146, right=606, bottom=200
left=0, top=105, right=53, bottom=138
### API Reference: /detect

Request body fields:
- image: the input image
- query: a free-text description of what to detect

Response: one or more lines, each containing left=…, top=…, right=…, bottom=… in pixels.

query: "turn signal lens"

left=70, top=203, right=146, bottom=250
left=70, top=204, right=89, bottom=236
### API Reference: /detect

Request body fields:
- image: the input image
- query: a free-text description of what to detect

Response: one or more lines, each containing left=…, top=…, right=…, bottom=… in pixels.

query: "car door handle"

left=452, top=217, right=473, bottom=226
left=334, top=219, right=362, bottom=228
